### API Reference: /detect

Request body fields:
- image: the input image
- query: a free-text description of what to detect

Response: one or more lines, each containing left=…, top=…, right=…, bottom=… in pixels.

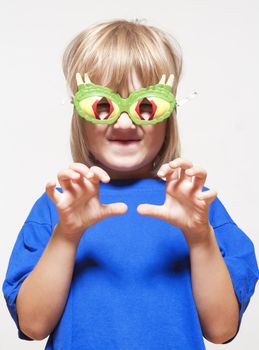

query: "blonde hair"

left=62, top=19, right=182, bottom=177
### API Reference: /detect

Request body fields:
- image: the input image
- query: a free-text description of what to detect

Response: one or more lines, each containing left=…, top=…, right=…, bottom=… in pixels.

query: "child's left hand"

left=137, top=158, right=218, bottom=246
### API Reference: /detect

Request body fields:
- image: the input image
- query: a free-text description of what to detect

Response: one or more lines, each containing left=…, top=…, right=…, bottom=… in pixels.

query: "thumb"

left=137, top=203, right=164, bottom=219
left=100, top=202, right=128, bottom=219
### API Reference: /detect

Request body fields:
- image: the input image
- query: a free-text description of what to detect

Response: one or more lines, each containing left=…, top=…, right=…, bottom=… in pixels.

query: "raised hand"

left=137, top=158, right=217, bottom=246
left=45, top=163, right=128, bottom=243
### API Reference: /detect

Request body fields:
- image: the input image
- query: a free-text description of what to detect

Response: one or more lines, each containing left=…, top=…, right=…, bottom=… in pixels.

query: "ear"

left=76, top=72, right=84, bottom=86
left=166, top=74, right=174, bottom=87
left=158, top=74, right=174, bottom=87
left=84, top=73, right=92, bottom=84
left=76, top=72, right=93, bottom=86
left=158, top=74, right=166, bottom=84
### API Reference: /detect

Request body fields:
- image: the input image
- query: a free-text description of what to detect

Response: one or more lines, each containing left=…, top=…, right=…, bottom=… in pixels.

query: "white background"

left=0, top=0, right=258, bottom=349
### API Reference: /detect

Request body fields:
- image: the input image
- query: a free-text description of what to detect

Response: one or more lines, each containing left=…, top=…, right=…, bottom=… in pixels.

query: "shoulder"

left=202, top=185, right=235, bottom=228
left=25, top=192, right=51, bottom=224
left=24, top=190, right=59, bottom=228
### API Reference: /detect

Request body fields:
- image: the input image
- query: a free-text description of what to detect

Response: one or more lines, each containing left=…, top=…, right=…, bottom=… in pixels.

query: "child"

left=3, top=19, right=259, bottom=350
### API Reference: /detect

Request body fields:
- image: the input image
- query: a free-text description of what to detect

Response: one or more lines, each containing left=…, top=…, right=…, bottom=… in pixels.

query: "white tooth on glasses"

left=159, top=74, right=166, bottom=84
left=166, top=74, right=175, bottom=87
left=84, top=73, right=92, bottom=84
left=76, top=73, right=84, bottom=86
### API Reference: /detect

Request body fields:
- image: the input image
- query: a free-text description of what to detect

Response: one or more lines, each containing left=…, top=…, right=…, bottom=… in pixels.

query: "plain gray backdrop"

left=0, top=0, right=258, bottom=349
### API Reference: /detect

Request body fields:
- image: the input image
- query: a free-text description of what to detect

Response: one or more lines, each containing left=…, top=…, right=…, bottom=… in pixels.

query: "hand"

left=137, top=158, right=217, bottom=246
left=45, top=163, right=128, bottom=243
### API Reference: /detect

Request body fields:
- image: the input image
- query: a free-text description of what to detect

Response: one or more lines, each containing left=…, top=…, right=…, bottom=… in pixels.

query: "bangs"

left=65, top=21, right=182, bottom=97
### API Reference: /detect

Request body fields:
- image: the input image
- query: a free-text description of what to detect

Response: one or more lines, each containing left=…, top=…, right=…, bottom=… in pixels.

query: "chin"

left=101, top=157, right=143, bottom=170
left=106, top=163, right=141, bottom=172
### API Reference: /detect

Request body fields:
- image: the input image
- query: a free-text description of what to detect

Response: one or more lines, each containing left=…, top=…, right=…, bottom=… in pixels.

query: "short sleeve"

left=2, top=192, right=53, bottom=340
left=208, top=191, right=259, bottom=342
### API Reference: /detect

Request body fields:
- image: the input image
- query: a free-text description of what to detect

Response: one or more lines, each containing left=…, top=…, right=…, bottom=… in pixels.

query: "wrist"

left=188, top=226, right=222, bottom=263
left=52, top=223, right=84, bottom=248
left=183, top=224, right=214, bottom=249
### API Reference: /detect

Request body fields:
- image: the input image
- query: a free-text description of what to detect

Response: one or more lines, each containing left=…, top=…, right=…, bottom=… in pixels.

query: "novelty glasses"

left=72, top=73, right=176, bottom=125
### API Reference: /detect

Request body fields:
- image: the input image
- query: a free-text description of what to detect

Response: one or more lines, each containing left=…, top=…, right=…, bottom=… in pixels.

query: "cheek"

left=145, top=123, right=166, bottom=149
left=83, top=123, right=107, bottom=146
left=82, top=124, right=109, bottom=159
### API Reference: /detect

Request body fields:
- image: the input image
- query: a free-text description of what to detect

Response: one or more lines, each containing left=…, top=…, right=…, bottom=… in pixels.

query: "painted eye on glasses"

left=79, top=96, right=119, bottom=120
left=138, top=98, right=155, bottom=120
left=130, top=97, right=170, bottom=121
left=95, top=98, right=112, bottom=120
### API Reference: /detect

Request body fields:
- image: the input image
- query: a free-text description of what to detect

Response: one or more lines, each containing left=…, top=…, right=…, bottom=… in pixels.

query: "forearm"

left=16, top=223, right=80, bottom=340
left=187, top=225, right=239, bottom=344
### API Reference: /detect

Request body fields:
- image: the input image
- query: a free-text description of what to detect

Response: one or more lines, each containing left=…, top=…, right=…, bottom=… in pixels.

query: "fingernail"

left=87, top=171, right=93, bottom=178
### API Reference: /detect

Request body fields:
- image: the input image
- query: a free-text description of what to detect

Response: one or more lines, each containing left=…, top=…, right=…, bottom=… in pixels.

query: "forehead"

left=119, top=70, right=143, bottom=98
left=98, top=68, right=148, bottom=98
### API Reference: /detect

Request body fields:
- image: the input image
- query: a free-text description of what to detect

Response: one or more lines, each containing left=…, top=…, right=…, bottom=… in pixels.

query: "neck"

left=96, top=162, right=158, bottom=180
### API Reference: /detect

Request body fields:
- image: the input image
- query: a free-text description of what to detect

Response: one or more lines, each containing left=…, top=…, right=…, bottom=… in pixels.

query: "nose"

left=113, top=112, right=136, bottom=130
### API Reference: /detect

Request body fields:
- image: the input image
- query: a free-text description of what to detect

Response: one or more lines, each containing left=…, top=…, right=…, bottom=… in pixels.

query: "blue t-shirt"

left=2, top=178, right=259, bottom=349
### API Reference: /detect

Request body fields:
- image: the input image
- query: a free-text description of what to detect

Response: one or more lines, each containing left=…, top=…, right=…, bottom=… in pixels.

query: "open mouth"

left=109, top=140, right=141, bottom=145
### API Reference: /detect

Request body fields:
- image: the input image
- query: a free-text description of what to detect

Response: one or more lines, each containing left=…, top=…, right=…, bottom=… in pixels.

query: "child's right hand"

left=45, top=163, right=128, bottom=243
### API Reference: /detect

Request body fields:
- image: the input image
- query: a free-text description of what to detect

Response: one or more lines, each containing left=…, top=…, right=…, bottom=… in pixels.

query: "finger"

left=68, top=163, right=110, bottom=183
left=86, top=166, right=110, bottom=184
left=197, top=189, right=217, bottom=205
left=185, top=166, right=207, bottom=190
left=68, top=163, right=98, bottom=187
left=137, top=203, right=164, bottom=219
left=100, top=202, right=128, bottom=218
left=57, top=169, right=81, bottom=191
left=68, top=162, right=89, bottom=176
left=169, top=158, right=193, bottom=169
left=169, top=158, right=193, bottom=182
left=179, top=168, right=192, bottom=182
left=157, top=163, right=178, bottom=181
left=45, top=180, right=62, bottom=204
left=90, top=166, right=110, bottom=181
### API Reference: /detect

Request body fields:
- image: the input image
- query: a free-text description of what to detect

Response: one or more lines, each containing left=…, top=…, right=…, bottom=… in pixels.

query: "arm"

left=137, top=158, right=251, bottom=344
left=16, top=223, right=81, bottom=340
left=187, top=224, right=239, bottom=344
left=16, top=163, right=127, bottom=340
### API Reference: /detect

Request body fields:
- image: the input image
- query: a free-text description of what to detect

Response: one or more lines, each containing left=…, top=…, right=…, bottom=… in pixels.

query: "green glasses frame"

left=72, top=73, right=176, bottom=125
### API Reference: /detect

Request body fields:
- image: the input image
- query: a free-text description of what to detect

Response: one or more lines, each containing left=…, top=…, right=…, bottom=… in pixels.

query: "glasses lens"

left=95, top=97, right=113, bottom=120
left=129, top=97, right=171, bottom=122
left=77, top=96, right=119, bottom=122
